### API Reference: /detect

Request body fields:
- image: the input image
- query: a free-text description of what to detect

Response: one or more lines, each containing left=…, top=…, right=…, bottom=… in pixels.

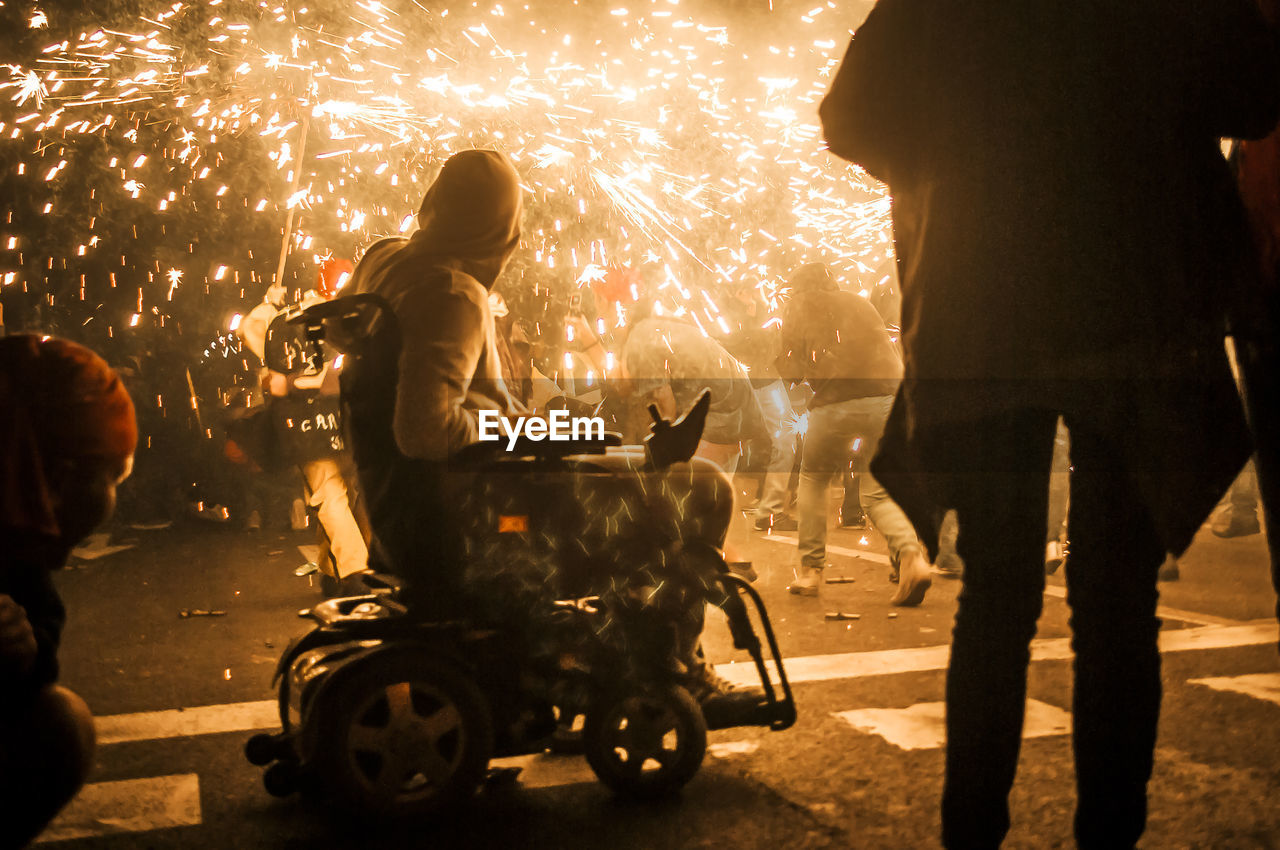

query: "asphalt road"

left=32, top=491, right=1280, bottom=849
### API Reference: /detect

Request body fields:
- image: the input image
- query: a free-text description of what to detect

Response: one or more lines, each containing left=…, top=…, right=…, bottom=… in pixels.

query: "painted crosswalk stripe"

left=35, top=774, right=201, bottom=844
left=97, top=699, right=280, bottom=746
left=836, top=699, right=1071, bottom=751
left=1188, top=672, right=1280, bottom=706
left=712, top=622, right=1278, bottom=689
left=763, top=532, right=890, bottom=565
left=90, top=623, right=1277, bottom=746
left=490, top=740, right=760, bottom=790
left=1040, top=585, right=1238, bottom=628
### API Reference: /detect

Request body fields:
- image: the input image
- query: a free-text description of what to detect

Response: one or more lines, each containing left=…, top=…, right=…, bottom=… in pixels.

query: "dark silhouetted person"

left=1232, top=0, right=1280, bottom=624
left=0, top=335, right=137, bottom=849
left=821, top=2, right=1280, bottom=847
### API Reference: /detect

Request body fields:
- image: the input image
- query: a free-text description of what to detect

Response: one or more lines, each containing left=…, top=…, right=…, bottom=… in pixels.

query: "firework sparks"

left=1, top=0, right=893, bottom=363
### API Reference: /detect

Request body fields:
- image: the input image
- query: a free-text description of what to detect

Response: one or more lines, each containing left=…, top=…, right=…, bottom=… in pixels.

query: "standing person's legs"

left=850, top=394, right=932, bottom=604
left=941, top=409, right=1057, bottom=849
left=795, top=403, right=845, bottom=592
left=695, top=441, right=746, bottom=559
left=1061, top=419, right=1165, bottom=849
left=1212, top=459, right=1261, bottom=537
left=753, top=380, right=798, bottom=526
left=302, top=458, right=369, bottom=579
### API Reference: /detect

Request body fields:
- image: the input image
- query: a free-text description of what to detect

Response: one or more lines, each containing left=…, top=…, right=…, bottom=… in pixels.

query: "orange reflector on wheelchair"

left=499, top=515, right=529, bottom=533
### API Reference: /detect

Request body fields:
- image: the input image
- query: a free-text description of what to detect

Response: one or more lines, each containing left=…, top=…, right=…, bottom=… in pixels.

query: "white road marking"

left=35, top=774, right=201, bottom=844
left=69, top=532, right=136, bottom=561
left=707, top=740, right=761, bottom=758
left=1040, top=585, right=1240, bottom=628
left=489, top=740, right=762, bottom=790
left=836, top=699, right=1071, bottom=751
left=712, top=622, right=1279, bottom=689
left=88, top=624, right=1277, bottom=746
left=97, top=700, right=279, bottom=746
left=491, top=753, right=598, bottom=789
left=1189, top=672, right=1280, bottom=707
left=763, top=532, right=890, bottom=565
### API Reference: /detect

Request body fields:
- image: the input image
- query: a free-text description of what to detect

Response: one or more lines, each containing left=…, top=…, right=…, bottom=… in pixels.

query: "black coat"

left=821, top=0, right=1280, bottom=556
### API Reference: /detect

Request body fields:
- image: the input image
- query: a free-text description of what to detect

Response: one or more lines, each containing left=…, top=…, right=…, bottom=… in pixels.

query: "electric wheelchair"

left=245, top=294, right=795, bottom=820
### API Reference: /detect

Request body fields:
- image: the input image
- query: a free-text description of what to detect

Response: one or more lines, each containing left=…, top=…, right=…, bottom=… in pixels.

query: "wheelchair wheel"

left=313, top=654, right=494, bottom=820
left=584, top=685, right=706, bottom=799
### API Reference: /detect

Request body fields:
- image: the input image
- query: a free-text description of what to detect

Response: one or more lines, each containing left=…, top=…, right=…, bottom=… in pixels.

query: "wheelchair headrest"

left=263, top=293, right=395, bottom=375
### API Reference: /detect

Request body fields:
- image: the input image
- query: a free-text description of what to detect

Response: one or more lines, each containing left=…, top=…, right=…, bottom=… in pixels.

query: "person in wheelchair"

left=342, top=149, right=765, bottom=725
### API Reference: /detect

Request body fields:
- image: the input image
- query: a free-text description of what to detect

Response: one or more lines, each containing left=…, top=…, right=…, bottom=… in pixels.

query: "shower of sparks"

left=0, top=0, right=894, bottom=355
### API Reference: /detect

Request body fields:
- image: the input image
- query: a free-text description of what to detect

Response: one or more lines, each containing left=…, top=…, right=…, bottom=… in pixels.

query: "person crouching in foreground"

left=0, top=335, right=137, bottom=849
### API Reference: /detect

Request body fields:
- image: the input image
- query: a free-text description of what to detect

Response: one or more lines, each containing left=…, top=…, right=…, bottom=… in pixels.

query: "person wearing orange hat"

left=0, top=334, right=137, bottom=848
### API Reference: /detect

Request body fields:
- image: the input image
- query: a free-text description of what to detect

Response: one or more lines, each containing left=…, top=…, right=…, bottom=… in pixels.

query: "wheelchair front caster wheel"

left=263, top=760, right=302, bottom=797
left=584, top=685, right=706, bottom=799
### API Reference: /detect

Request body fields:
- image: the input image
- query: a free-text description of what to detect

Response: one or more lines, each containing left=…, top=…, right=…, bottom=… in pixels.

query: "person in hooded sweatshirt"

left=341, top=152, right=768, bottom=724
left=343, top=149, right=524, bottom=614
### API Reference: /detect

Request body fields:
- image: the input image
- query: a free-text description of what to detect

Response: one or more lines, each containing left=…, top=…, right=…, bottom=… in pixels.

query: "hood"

left=787, top=262, right=838, bottom=293
left=0, top=335, right=137, bottom=537
left=414, top=149, right=523, bottom=287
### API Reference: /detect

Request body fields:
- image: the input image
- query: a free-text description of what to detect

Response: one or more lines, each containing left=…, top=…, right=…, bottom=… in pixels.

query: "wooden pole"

left=272, top=83, right=313, bottom=291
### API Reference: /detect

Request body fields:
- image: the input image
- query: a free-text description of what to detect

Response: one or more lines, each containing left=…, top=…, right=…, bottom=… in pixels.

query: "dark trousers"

left=941, top=409, right=1164, bottom=850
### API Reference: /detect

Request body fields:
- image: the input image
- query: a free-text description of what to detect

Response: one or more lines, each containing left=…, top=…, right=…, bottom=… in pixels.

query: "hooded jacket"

left=776, top=264, right=903, bottom=408
left=349, top=150, right=523, bottom=461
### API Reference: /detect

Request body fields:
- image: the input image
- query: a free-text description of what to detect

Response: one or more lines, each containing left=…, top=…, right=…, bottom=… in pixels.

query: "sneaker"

left=1211, top=511, right=1261, bottom=538
left=691, top=669, right=768, bottom=731
left=727, top=561, right=759, bottom=582
left=754, top=513, right=798, bottom=533
left=934, top=552, right=963, bottom=580
left=1044, top=540, right=1067, bottom=576
left=891, top=547, right=932, bottom=607
left=788, top=566, right=821, bottom=596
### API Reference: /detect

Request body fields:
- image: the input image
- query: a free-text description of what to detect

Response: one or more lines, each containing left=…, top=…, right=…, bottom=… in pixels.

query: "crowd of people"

left=4, top=1, right=1280, bottom=847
